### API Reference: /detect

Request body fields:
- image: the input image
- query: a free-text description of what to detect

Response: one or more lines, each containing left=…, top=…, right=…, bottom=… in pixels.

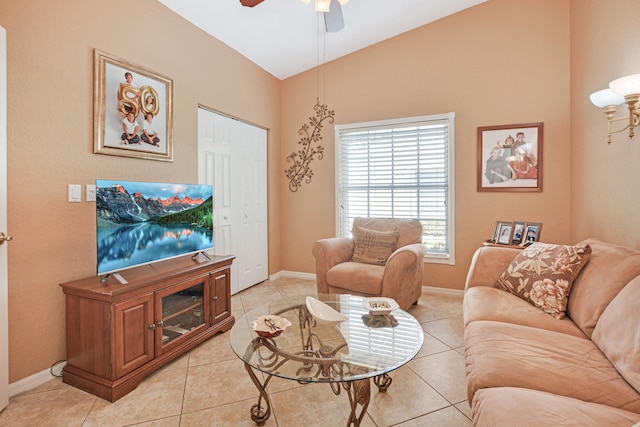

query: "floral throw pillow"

left=352, top=226, right=399, bottom=266
left=496, top=243, right=592, bottom=319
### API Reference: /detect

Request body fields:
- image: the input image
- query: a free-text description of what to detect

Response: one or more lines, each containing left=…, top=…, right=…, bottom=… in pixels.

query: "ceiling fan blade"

left=239, top=0, right=264, bottom=7
left=324, top=0, right=344, bottom=33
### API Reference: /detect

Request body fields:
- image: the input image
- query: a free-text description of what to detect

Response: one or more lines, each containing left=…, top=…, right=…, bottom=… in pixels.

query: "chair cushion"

left=326, top=261, right=384, bottom=295
left=352, top=226, right=398, bottom=265
left=495, top=242, right=591, bottom=319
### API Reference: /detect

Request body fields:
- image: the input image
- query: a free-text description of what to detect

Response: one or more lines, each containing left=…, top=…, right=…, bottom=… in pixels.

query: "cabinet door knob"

left=212, top=296, right=218, bottom=301
left=149, top=324, right=156, bottom=330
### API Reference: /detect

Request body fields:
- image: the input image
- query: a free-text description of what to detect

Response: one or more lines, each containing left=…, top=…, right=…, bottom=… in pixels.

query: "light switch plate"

left=86, top=184, right=96, bottom=202
left=68, top=184, right=81, bottom=202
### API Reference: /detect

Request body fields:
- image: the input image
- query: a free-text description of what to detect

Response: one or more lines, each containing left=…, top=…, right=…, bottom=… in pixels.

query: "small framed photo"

left=511, top=221, right=526, bottom=245
left=477, top=122, right=543, bottom=192
left=520, top=223, right=543, bottom=245
left=491, top=221, right=501, bottom=242
left=496, top=222, right=514, bottom=245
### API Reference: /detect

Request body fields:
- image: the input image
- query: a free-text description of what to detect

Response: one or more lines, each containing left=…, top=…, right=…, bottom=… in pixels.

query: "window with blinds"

left=335, top=113, right=455, bottom=264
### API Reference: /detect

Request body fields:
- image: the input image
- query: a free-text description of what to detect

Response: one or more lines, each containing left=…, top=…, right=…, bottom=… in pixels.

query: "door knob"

left=0, top=232, right=11, bottom=245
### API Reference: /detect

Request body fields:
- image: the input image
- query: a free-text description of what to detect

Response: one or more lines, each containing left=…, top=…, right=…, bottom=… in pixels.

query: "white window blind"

left=335, top=113, right=455, bottom=263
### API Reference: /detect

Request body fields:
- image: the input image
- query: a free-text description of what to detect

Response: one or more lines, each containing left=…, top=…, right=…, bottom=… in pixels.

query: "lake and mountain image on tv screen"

left=96, top=180, right=214, bottom=275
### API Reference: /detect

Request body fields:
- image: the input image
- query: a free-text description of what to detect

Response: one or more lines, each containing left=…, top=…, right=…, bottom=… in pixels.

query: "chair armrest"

left=381, top=243, right=426, bottom=310
left=464, top=246, right=520, bottom=291
left=312, top=238, right=355, bottom=294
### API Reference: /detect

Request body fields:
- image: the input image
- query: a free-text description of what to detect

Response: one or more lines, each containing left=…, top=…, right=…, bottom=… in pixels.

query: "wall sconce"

left=590, top=74, right=640, bottom=144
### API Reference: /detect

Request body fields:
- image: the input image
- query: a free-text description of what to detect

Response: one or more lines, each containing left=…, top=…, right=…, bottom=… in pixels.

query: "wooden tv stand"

left=59, top=254, right=235, bottom=402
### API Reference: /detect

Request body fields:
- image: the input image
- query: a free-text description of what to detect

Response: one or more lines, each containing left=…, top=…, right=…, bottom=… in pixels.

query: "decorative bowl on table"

left=305, top=296, right=348, bottom=326
left=251, top=315, right=292, bottom=338
left=363, top=297, right=399, bottom=316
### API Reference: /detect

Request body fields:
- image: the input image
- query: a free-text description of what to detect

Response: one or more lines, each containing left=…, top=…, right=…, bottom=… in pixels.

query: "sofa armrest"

left=312, top=238, right=355, bottom=294
left=465, top=246, right=520, bottom=291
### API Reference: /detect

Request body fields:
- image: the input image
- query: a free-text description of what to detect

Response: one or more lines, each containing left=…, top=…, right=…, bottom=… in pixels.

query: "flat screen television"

left=96, top=179, right=214, bottom=281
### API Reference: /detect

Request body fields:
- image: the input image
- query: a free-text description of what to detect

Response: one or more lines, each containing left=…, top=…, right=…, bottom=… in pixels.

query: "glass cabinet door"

left=155, top=275, right=209, bottom=353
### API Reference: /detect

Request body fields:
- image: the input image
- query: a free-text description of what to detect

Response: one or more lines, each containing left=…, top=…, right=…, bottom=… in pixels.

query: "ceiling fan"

left=239, top=0, right=348, bottom=33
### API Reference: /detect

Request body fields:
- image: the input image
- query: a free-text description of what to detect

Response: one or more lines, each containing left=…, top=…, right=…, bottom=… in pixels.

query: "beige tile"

left=408, top=349, right=468, bottom=404
left=188, top=331, right=237, bottom=366
left=0, top=384, right=96, bottom=426
left=366, top=365, right=450, bottom=426
left=181, top=398, right=278, bottom=426
left=130, top=416, right=181, bottom=426
left=83, top=368, right=187, bottom=426
left=269, top=382, right=376, bottom=427
left=422, top=315, right=465, bottom=348
left=16, top=377, right=67, bottom=396
left=395, top=405, right=472, bottom=427
left=182, top=359, right=258, bottom=413
left=156, top=351, right=189, bottom=372
left=415, top=331, right=451, bottom=357
left=456, top=400, right=473, bottom=420
left=409, top=292, right=463, bottom=323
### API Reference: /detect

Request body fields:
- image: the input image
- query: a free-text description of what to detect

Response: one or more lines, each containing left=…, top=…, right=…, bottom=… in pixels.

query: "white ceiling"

left=158, top=0, right=487, bottom=80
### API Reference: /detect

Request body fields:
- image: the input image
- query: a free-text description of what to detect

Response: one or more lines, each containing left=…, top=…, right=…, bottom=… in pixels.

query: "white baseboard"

left=269, top=270, right=316, bottom=281
left=9, top=361, right=65, bottom=397
left=422, top=286, right=464, bottom=297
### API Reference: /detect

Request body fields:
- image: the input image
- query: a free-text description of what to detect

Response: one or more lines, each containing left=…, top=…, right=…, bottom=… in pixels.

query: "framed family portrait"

left=477, top=122, right=543, bottom=192
left=93, top=49, right=173, bottom=162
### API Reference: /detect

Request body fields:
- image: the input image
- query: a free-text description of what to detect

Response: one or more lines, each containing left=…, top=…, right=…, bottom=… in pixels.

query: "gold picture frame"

left=93, top=49, right=173, bottom=162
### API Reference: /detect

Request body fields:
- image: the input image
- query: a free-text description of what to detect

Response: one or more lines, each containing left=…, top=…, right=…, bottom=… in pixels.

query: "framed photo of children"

left=520, top=222, right=543, bottom=246
left=93, top=49, right=173, bottom=162
left=477, top=122, right=543, bottom=192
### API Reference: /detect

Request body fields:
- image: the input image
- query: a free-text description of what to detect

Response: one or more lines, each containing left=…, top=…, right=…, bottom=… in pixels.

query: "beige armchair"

left=312, top=217, right=426, bottom=310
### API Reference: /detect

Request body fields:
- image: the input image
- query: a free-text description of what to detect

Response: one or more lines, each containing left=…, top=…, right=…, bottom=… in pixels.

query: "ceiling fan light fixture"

left=315, top=0, right=331, bottom=12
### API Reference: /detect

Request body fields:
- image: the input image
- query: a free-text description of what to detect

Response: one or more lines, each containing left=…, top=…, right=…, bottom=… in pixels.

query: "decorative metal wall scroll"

left=285, top=98, right=335, bottom=192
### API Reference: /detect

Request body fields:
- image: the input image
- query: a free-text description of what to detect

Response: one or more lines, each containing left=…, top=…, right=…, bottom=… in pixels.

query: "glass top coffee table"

left=229, top=294, right=424, bottom=426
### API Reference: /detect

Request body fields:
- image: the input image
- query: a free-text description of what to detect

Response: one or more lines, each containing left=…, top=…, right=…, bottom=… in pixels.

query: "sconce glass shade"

left=300, top=0, right=311, bottom=4
left=609, top=74, right=640, bottom=97
left=338, top=0, right=350, bottom=5
left=315, top=0, right=331, bottom=12
left=590, top=88, right=625, bottom=108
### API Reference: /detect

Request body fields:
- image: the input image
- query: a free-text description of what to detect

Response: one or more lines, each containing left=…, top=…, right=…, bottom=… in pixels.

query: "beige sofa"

left=463, top=238, right=640, bottom=426
left=312, top=217, right=425, bottom=310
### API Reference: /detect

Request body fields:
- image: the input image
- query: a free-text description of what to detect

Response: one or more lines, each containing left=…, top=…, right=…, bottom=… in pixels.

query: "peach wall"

left=0, top=0, right=281, bottom=382
left=569, top=0, right=640, bottom=248
left=280, top=0, right=572, bottom=289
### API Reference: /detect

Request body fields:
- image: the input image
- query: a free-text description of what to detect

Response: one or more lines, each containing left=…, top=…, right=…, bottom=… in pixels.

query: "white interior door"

left=0, top=25, right=10, bottom=411
left=198, top=108, right=268, bottom=294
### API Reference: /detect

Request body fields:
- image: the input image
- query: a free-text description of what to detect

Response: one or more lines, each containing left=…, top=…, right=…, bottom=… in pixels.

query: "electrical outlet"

left=86, top=184, right=96, bottom=202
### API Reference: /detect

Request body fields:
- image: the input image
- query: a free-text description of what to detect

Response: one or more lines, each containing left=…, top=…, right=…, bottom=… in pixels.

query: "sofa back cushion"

left=592, top=276, right=640, bottom=394
left=352, top=217, right=422, bottom=248
left=567, top=238, right=640, bottom=337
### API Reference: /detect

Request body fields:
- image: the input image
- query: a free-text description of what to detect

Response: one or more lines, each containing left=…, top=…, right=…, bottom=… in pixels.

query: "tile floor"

left=0, top=277, right=470, bottom=427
